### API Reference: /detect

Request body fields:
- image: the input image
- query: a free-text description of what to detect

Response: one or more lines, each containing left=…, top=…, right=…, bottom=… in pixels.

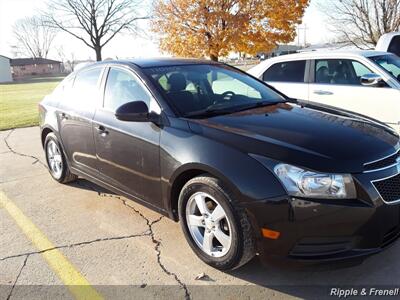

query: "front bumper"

left=243, top=165, right=400, bottom=262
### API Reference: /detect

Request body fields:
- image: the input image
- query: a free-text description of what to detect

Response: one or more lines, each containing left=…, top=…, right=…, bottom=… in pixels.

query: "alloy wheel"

left=46, top=140, right=63, bottom=179
left=185, top=192, right=232, bottom=257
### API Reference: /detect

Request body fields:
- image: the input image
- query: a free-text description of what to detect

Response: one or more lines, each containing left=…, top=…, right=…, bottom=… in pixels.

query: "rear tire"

left=178, top=175, right=255, bottom=270
left=44, top=133, right=77, bottom=183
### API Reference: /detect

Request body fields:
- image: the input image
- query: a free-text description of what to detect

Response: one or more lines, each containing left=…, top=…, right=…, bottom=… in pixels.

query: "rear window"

left=262, top=60, right=306, bottom=83
left=388, top=36, right=400, bottom=57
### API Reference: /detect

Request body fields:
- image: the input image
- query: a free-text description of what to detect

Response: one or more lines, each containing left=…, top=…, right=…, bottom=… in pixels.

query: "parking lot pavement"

left=1, top=127, right=399, bottom=300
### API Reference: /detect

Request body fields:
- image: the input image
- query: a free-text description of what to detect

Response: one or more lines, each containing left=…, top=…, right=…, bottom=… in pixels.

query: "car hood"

left=188, top=102, right=399, bottom=173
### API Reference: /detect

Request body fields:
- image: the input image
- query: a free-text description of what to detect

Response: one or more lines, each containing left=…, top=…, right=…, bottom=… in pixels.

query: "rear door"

left=262, top=60, right=309, bottom=100
left=93, top=66, right=162, bottom=206
left=58, top=66, right=104, bottom=176
left=308, top=58, right=400, bottom=130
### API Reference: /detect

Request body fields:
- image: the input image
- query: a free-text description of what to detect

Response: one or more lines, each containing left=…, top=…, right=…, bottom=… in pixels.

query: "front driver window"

left=315, top=59, right=374, bottom=85
left=104, top=68, right=151, bottom=111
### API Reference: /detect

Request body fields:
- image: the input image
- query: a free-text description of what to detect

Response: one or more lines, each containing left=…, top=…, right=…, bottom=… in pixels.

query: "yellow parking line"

left=0, top=191, right=103, bottom=300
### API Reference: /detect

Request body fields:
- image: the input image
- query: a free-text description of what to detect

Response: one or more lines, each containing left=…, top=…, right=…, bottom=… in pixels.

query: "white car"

left=248, top=50, right=400, bottom=132
left=376, top=32, right=400, bottom=57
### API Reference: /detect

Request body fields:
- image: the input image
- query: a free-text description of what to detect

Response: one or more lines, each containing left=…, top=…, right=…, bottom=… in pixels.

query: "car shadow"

left=226, top=243, right=399, bottom=298
left=69, top=178, right=114, bottom=195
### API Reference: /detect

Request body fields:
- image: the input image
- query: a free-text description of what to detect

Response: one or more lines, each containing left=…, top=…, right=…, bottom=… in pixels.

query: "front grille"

left=372, top=173, right=400, bottom=203
left=364, top=149, right=399, bottom=172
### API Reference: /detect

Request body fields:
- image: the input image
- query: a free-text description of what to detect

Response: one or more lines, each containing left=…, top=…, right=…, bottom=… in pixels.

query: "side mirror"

left=115, top=101, right=150, bottom=122
left=360, top=73, right=384, bottom=87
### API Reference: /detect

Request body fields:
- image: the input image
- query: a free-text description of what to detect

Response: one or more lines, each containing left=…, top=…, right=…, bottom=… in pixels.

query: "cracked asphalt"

left=1, top=127, right=399, bottom=300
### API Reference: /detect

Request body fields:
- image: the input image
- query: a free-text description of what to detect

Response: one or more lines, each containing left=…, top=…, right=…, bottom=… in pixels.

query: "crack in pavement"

left=4, top=129, right=47, bottom=168
left=95, top=191, right=191, bottom=300
left=0, top=232, right=150, bottom=262
left=2, top=129, right=191, bottom=300
left=6, top=254, right=29, bottom=300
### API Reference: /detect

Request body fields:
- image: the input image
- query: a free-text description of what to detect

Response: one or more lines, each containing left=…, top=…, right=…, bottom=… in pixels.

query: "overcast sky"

left=0, top=0, right=333, bottom=60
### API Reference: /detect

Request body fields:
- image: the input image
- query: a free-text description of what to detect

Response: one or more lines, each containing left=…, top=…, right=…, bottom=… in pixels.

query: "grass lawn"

left=0, top=76, right=64, bottom=130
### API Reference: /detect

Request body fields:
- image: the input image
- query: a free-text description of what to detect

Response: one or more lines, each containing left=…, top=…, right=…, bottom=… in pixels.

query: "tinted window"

left=144, top=64, right=284, bottom=116
left=388, top=36, right=400, bottom=57
left=74, top=68, right=102, bottom=93
left=352, top=61, right=372, bottom=77
left=73, top=68, right=102, bottom=107
left=53, top=74, right=74, bottom=99
left=315, top=59, right=373, bottom=85
left=263, top=60, right=306, bottom=82
left=104, top=68, right=151, bottom=111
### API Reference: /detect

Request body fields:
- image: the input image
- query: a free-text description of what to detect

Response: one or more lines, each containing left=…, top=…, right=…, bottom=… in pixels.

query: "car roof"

left=82, top=57, right=222, bottom=69
left=265, top=50, right=390, bottom=61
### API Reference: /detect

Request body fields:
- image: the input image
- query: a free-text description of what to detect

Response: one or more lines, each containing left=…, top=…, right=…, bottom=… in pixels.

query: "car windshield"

left=144, top=64, right=286, bottom=117
left=368, top=54, right=400, bottom=83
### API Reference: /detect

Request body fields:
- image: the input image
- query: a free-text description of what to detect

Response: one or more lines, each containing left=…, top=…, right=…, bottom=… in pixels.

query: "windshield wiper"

left=185, top=100, right=284, bottom=118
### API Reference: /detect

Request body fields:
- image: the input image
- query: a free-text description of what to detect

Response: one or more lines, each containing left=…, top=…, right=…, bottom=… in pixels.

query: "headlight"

left=274, top=164, right=356, bottom=199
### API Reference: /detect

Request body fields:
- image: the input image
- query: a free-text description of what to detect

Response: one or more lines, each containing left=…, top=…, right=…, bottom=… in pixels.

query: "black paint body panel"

left=39, top=59, right=400, bottom=262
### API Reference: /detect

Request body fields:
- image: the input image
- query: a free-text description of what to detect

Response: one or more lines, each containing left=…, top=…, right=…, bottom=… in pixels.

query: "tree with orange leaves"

left=152, top=0, right=309, bottom=61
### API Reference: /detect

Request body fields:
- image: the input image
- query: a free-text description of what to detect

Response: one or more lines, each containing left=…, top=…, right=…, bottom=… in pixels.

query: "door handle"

left=313, top=90, right=333, bottom=95
left=95, top=125, right=109, bottom=136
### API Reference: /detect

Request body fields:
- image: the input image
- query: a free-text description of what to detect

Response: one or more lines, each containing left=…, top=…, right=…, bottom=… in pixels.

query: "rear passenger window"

left=74, top=68, right=102, bottom=93
left=263, top=60, right=306, bottom=83
left=73, top=68, right=102, bottom=106
left=104, top=68, right=151, bottom=111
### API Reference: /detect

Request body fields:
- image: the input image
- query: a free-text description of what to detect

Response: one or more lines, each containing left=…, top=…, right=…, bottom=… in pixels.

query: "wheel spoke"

left=51, top=142, right=57, bottom=155
left=211, top=204, right=225, bottom=222
left=202, top=231, right=214, bottom=254
left=195, top=194, right=208, bottom=215
left=47, top=144, right=54, bottom=157
left=187, top=214, right=204, bottom=227
left=50, top=160, right=56, bottom=172
left=214, top=228, right=230, bottom=249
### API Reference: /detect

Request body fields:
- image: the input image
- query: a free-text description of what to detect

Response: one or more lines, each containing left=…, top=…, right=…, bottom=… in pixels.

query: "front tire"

left=178, top=175, right=255, bottom=270
left=44, top=133, right=77, bottom=183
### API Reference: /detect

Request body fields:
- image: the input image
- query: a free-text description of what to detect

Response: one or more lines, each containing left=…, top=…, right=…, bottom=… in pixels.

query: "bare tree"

left=43, top=0, right=148, bottom=61
left=320, top=0, right=400, bottom=49
left=13, top=16, right=57, bottom=58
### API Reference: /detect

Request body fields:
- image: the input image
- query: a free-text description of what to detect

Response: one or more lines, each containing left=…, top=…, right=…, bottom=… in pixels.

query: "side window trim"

left=309, top=59, right=316, bottom=83
left=99, top=66, right=110, bottom=109
left=101, top=65, right=161, bottom=113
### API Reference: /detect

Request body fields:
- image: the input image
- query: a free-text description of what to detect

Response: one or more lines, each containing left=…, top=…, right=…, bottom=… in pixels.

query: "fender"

left=160, top=126, right=287, bottom=218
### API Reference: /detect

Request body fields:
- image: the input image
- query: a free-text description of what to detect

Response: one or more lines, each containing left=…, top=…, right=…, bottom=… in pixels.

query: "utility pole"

left=303, top=23, right=308, bottom=47
left=297, top=24, right=309, bottom=47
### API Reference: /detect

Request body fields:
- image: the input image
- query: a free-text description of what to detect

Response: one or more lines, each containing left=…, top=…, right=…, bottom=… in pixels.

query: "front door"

left=93, top=66, right=162, bottom=206
left=308, top=58, right=400, bottom=130
left=58, top=66, right=104, bottom=176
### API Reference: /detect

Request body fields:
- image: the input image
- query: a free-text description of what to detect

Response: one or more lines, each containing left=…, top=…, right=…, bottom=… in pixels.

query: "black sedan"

left=39, top=58, right=400, bottom=270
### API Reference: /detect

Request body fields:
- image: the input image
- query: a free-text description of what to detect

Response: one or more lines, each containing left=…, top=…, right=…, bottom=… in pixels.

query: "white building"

left=0, top=55, right=12, bottom=83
